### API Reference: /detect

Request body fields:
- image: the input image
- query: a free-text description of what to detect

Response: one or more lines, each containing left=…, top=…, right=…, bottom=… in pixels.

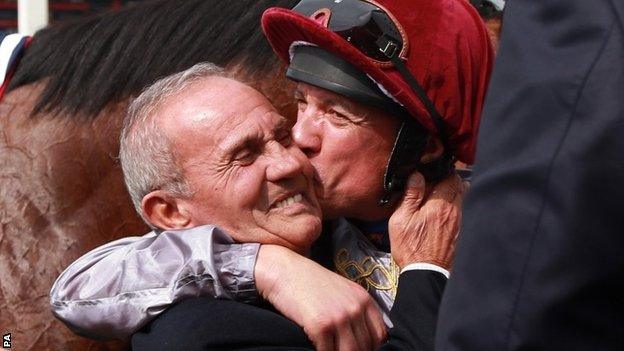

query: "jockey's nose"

left=292, top=111, right=322, bottom=158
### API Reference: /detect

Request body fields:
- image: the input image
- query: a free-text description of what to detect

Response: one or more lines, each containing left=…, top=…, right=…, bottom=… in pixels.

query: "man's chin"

left=298, top=216, right=323, bottom=237
left=287, top=217, right=323, bottom=247
left=262, top=213, right=322, bottom=239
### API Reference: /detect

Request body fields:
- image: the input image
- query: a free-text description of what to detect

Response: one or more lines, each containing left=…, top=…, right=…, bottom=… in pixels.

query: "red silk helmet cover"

left=262, top=0, right=493, bottom=164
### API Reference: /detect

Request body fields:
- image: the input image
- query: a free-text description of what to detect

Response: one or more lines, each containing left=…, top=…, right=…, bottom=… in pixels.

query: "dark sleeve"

left=131, top=298, right=313, bottom=351
left=380, top=270, right=446, bottom=351
left=436, top=1, right=624, bottom=350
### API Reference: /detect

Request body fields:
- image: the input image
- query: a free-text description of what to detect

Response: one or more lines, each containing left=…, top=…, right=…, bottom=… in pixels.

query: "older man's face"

left=159, top=77, right=322, bottom=253
left=291, top=83, right=401, bottom=220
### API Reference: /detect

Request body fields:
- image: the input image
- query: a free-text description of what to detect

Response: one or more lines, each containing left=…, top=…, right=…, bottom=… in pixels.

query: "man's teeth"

left=274, top=193, right=303, bottom=209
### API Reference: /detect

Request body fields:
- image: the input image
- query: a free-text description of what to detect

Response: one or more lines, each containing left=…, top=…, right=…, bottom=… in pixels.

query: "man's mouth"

left=272, top=193, right=304, bottom=209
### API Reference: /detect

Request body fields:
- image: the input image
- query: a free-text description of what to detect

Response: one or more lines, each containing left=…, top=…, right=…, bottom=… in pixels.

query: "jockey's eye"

left=277, top=132, right=292, bottom=147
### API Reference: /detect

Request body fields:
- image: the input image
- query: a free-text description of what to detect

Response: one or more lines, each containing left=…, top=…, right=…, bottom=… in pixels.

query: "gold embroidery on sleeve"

left=334, top=248, right=400, bottom=298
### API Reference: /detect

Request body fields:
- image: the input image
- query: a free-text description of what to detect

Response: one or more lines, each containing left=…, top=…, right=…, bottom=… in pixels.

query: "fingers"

left=308, top=294, right=380, bottom=351
left=349, top=313, right=373, bottom=351
left=428, top=173, right=464, bottom=203
left=309, top=325, right=335, bottom=351
left=335, top=322, right=359, bottom=351
left=339, top=292, right=382, bottom=351
left=396, top=171, right=426, bottom=211
left=364, top=301, right=388, bottom=349
left=315, top=321, right=372, bottom=351
left=404, top=171, right=426, bottom=205
left=335, top=292, right=384, bottom=351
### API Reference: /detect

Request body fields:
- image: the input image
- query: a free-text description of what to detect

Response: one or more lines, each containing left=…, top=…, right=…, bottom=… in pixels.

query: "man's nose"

left=265, top=144, right=306, bottom=182
left=292, top=112, right=322, bottom=157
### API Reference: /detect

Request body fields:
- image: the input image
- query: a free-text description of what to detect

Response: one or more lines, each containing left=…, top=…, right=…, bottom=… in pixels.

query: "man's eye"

left=329, top=110, right=351, bottom=126
left=334, top=111, right=349, bottom=119
left=278, top=133, right=292, bottom=147
left=296, top=99, right=307, bottom=110
left=233, top=152, right=255, bottom=166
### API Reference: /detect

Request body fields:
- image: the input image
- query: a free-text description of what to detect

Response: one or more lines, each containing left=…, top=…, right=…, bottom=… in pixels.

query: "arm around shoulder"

left=50, top=225, right=260, bottom=339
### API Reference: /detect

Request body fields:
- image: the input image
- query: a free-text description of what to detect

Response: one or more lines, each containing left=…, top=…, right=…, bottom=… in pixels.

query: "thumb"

left=398, top=172, right=426, bottom=210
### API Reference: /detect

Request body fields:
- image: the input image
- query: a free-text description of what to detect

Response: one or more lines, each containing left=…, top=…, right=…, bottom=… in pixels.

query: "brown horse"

left=0, top=0, right=501, bottom=349
left=0, top=1, right=296, bottom=349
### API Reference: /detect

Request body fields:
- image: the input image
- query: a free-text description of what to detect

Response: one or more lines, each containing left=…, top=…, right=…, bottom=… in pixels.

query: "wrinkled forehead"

left=157, top=78, right=287, bottom=153
left=165, top=77, right=281, bottom=126
left=295, top=81, right=397, bottom=122
left=295, top=81, right=358, bottom=109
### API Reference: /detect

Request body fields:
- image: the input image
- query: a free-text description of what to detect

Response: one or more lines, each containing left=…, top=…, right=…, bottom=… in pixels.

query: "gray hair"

left=120, top=62, right=231, bottom=222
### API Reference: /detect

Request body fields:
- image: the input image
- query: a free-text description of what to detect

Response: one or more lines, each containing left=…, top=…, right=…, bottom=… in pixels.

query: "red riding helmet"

left=262, top=0, right=493, bottom=164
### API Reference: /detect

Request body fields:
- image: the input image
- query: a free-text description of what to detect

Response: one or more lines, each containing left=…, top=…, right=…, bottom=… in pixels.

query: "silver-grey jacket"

left=50, top=219, right=399, bottom=340
left=50, top=225, right=259, bottom=339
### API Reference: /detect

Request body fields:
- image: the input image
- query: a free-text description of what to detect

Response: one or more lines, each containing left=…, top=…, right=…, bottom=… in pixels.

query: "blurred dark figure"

left=437, top=0, right=624, bottom=350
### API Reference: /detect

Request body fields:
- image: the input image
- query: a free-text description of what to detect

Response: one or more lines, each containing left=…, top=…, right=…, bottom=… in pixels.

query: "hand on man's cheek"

left=389, top=172, right=465, bottom=269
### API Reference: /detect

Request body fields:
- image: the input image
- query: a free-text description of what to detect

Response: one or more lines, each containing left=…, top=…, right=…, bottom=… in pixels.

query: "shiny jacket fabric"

left=50, top=225, right=259, bottom=340
left=50, top=219, right=400, bottom=340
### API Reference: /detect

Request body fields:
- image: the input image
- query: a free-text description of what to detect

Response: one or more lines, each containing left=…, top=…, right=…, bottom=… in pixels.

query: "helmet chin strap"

left=377, top=35, right=453, bottom=206
left=379, top=119, right=428, bottom=206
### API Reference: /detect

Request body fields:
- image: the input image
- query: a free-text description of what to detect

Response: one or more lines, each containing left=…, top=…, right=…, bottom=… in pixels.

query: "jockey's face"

left=158, top=77, right=321, bottom=254
left=291, top=82, right=402, bottom=220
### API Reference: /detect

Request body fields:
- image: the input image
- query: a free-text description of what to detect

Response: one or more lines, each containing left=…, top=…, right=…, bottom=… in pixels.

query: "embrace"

left=50, top=0, right=491, bottom=350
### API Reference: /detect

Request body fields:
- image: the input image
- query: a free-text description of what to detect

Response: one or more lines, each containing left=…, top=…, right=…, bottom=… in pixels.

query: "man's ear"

left=419, top=136, right=444, bottom=164
left=141, top=190, right=192, bottom=230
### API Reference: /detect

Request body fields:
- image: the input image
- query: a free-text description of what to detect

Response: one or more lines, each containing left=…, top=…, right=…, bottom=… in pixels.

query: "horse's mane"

left=8, top=0, right=297, bottom=118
